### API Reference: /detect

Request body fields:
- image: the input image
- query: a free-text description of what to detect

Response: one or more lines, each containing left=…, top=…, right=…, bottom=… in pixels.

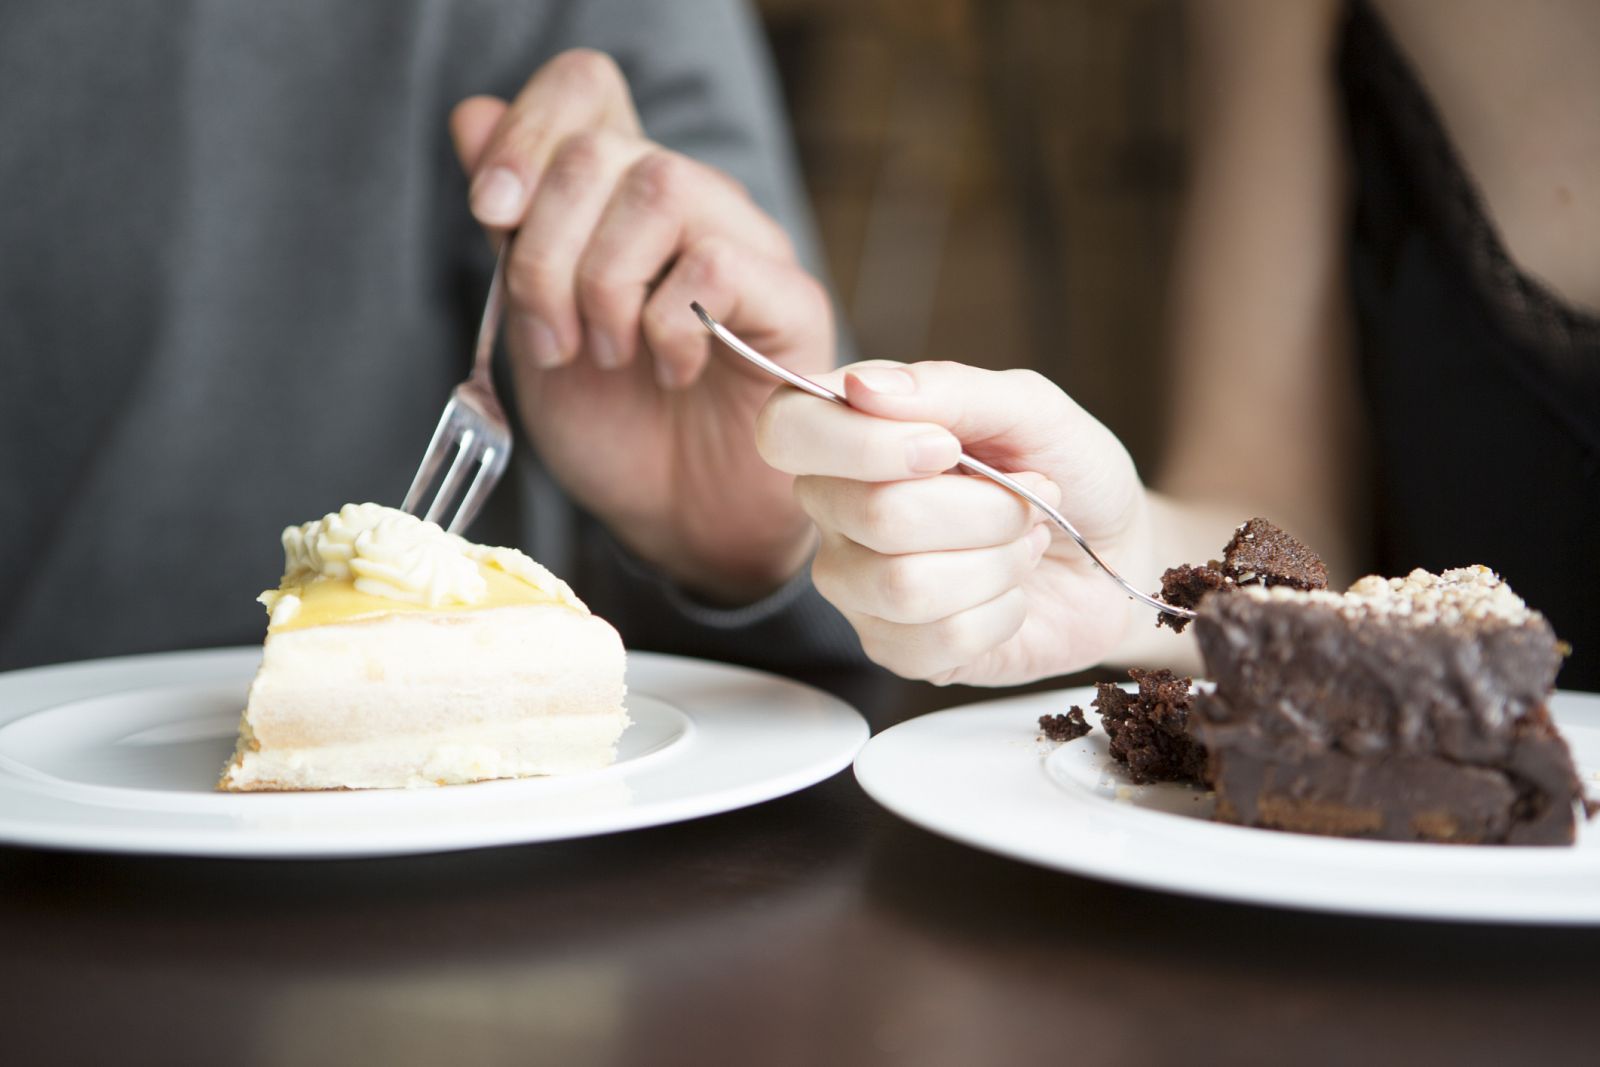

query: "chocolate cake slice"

left=1156, top=518, right=1328, bottom=632
left=1190, top=566, right=1584, bottom=845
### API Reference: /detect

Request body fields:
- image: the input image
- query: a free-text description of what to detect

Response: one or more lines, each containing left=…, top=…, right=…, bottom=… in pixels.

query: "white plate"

left=0, top=647, right=867, bottom=859
left=855, top=687, right=1600, bottom=924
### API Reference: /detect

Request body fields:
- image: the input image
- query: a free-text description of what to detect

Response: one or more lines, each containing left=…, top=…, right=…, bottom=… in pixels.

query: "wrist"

left=1102, top=491, right=1248, bottom=674
left=1078, top=483, right=1162, bottom=668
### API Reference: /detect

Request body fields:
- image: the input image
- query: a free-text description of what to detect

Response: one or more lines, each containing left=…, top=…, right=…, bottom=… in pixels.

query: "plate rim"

left=854, top=685, right=1600, bottom=925
left=0, top=646, right=868, bottom=859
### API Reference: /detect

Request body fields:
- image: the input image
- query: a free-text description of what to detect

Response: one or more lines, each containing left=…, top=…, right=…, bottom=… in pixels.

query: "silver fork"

left=690, top=301, right=1196, bottom=621
left=401, top=241, right=514, bottom=534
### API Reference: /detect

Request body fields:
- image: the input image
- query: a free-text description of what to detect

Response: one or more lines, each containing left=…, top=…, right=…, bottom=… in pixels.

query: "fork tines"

left=401, top=394, right=509, bottom=535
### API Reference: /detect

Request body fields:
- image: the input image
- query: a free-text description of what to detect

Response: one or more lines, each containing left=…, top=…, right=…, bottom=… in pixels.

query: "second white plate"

left=855, top=687, right=1600, bottom=924
left=0, top=647, right=867, bottom=859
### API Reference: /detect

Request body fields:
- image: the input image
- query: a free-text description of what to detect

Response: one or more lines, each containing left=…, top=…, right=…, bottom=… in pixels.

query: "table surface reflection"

left=2, top=667, right=1596, bottom=1066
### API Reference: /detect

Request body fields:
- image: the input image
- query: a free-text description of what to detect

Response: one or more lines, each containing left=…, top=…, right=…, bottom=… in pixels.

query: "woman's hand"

left=757, top=361, right=1156, bottom=685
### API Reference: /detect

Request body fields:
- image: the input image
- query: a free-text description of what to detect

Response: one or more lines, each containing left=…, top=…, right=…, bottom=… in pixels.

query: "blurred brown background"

left=756, top=0, right=1188, bottom=475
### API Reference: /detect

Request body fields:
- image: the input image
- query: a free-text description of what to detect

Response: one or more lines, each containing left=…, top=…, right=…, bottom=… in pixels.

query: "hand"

left=449, top=50, right=832, bottom=604
left=756, top=361, right=1155, bottom=685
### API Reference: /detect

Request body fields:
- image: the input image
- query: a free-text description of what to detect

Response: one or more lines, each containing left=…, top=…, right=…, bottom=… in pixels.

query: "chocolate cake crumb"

left=1223, top=517, right=1328, bottom=593
left=1156, top=563, right=1228, bottom=632
left=1039, top=706, right=1091, bottom=742
left=1096, top=668, right=1207, bottom=785
left=1154, top=517, right=1328, bottom=632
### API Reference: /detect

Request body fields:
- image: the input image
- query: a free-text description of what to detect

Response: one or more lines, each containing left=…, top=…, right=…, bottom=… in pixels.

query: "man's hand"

left=449, top=49, right=833, bottom=604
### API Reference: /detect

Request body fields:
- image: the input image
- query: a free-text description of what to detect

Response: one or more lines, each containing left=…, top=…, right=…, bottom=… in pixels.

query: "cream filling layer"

left=265, top=564, right=567, bottom=633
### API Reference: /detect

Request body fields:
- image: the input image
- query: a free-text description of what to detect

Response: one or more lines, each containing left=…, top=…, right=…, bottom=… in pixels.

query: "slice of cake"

left=218, top=503, right=628, bottom=791
left=1190, top=566, right=1584, bottom=845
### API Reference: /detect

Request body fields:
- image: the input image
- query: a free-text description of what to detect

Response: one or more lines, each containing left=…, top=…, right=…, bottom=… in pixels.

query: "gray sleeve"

left=539, top=1, right=868, bottom=671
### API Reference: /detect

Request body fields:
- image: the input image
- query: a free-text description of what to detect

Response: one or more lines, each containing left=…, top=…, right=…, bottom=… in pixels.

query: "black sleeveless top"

left=1339, top=2, right=1600, bottom=691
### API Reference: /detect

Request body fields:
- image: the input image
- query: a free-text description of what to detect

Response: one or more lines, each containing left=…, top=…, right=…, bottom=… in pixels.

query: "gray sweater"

left=0, top=0, right=862, bottom=672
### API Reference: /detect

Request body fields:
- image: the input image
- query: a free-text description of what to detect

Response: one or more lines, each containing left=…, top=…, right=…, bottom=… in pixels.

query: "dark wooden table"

left=2, top=669, right=1596, bottom=1066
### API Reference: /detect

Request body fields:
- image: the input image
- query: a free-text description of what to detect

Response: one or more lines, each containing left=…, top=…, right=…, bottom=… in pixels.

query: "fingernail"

left=1027, top=523, right=1052, bottom=562
left=851, top=367, right=915, bottom=395
left=906, top=431, right=958, bottom=474
left=471, top=167, right=524, bottom=226
left=588, top=328, right=620, bottom=370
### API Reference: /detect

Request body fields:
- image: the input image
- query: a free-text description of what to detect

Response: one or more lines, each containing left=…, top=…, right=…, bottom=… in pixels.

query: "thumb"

left=842, top=361, right=1143, bottom=542
left=449, top=95, right=510, bottom=177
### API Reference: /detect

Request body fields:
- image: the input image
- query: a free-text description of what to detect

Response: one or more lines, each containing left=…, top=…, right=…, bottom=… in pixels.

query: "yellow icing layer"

left=268, top=562, right=562, bottom=633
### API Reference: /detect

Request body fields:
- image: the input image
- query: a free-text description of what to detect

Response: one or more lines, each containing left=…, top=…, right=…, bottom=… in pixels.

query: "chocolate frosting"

left=1192, top=592, right=1561, bottom=764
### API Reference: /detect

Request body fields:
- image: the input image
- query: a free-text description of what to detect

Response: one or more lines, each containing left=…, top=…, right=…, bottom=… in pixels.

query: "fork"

left=690, top=301, right=1196, bottom=621
left=401, top=241, right=514, bottom=535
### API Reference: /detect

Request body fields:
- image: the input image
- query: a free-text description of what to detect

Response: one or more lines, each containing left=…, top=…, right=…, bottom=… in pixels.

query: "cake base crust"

left=221, top=715, right=628, bottom=791
left=1205, top=708, right=1577, bottom=844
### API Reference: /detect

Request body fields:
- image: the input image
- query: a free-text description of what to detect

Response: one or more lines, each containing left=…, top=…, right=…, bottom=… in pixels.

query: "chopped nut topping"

left=1242, top=565, right=1534, bottom=627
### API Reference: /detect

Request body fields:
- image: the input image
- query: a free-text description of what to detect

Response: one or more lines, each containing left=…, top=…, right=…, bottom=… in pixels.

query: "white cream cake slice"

left=218, top=503, right=628, bottom=791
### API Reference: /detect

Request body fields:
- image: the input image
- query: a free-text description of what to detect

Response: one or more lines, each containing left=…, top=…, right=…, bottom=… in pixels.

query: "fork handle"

left=470, top=239, right=512, bottom=383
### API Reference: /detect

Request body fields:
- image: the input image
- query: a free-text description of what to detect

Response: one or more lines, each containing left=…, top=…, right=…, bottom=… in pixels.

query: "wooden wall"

left=757, top=0, right=1189, bottom=474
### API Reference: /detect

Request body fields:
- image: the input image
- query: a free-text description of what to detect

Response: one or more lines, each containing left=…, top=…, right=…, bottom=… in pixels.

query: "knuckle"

left=798, top=272, right=829, bottom=316
left=808, top=545, right=850, bottom=607
left=790, top=474, right=825, bottom=520
left=505, top=251, right=564, bottom=310
left=926, top=609, right=991, bottom=661
left=921, top=617, right=971, bottom=662
left=544, top=131, right=606, bottom=195
left=762, top=218, right=798, bottom=262
left=856, top=638, right=898, bottom=675
left=637, top=291, right=676, bottom=343
left=623, top=150, right=692, bottom=211
left=550, top=48, right=624, bottom=93
left=682, top=235, right=737, bottom=289
left=573, top=281, right=615, bottom=327
left=715, top=168, right=751, bottom=201
left=896, top=652, right=950, bottom=683
left=1001, top=367, right=1053, bottom=396
left=856, top=633, right=921, bottom=680
left=858, top=483, right=913, bottom=546
left=875, top=555, right=931, bottom=620
left=574, top=255, right=626, bottom=309
left=503, top=262, right=533, bottom=309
